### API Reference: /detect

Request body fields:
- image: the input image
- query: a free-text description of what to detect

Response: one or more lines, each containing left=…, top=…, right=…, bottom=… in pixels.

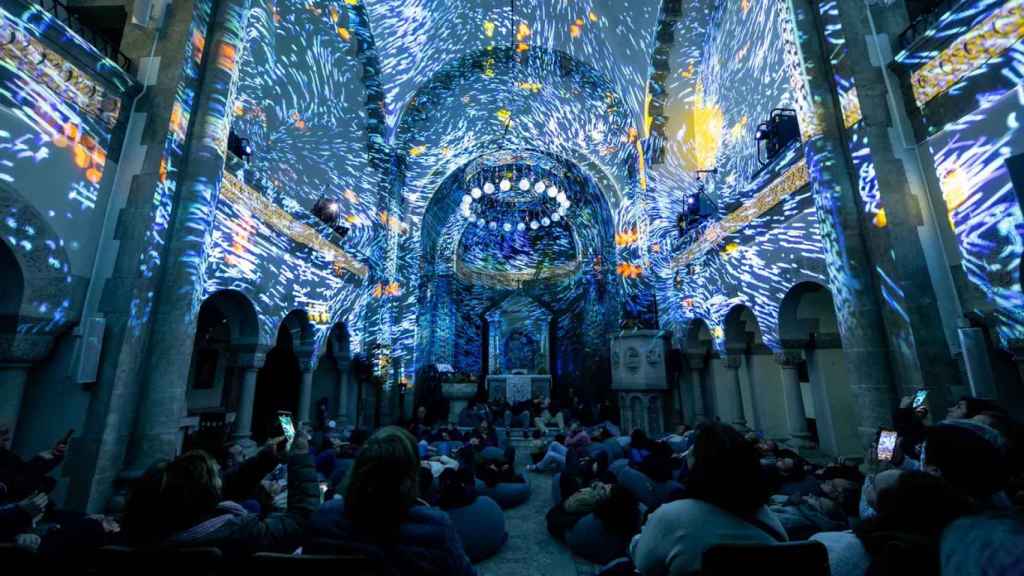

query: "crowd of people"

left=1, top=388, right=1022, bottom=575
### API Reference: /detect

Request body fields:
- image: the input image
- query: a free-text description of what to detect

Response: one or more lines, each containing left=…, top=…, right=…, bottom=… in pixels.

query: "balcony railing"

left=32, top=0, right=132, bottom=71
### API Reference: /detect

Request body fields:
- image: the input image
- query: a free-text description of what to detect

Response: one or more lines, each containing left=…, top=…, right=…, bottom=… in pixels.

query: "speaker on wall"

left=1006, top=152, right=1024, bottom=212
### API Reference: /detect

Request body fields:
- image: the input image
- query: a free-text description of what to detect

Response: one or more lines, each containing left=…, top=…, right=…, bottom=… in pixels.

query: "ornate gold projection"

left=0, top=16, right=122, bottom=128
left=910, top=0, right=1024, bottom=108
left=454, top=257, right=581, bottom=289
left=220, top=172, right=368, bottom=278
left=672, top=159, right=810, bottom=268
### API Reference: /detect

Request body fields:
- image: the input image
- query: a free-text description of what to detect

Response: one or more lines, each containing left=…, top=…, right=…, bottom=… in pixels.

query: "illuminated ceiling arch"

left=364, top=0, right=661, bottom=135
left=392, top=45, right=639, bottom=227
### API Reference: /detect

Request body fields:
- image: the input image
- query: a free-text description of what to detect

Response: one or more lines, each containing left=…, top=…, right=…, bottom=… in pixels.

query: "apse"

left=416, top=149, right=618, bottom=396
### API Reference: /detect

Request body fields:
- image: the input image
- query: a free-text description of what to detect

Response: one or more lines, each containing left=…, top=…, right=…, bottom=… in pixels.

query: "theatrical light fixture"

left=312, top=195, right=350, bottom=239
left=484, top=181, right=495, bottom=194
left=500, top=178, right=511, bottom=191
left=519, top=177, right=530, bottom=191
left=534, top=181, right=546, bottom=193
left=227, top=130, right=253, bottom=161
left=755, top=108, right=800, bottom=166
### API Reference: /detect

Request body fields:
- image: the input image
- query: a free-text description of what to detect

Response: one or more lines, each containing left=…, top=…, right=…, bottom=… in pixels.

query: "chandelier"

left=459, top=172, right=572, bottom=232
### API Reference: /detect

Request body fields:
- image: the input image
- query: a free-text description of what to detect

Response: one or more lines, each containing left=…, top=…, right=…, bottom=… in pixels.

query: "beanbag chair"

left=444, top=496, right=507, bottom=562
left=603, top=439, right=626, bottom=461
left=476, top=477, right=531, bottom=509
left=475, top=477, right=528, bottom=506
left=551, top=473, right=563, bottom=505
left=609, top=458, right=630, bottom=476
left=614, top=465, right=656, bottom=508
left=564, top=513, right=632, bottom=565
left=480, top=446, right=506, bottom=462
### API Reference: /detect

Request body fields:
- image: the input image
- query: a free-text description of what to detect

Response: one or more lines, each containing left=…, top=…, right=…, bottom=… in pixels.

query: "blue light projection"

left=895, top=0, right=1024, bottom=346
left=0, top=3, right=131, bottom=333
left=648, top=0, right=825, bottom=350
left=208, top=0, right=376, bottom=352
left=928, top=85, right=1024, bottom=345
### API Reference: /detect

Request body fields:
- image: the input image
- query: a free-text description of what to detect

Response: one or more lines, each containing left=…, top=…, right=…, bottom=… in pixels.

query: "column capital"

left=231, top=344, right=270, bottom=369
left=774, top=349, right=805, bottom=367
left=298, top=357, right=317, bottom=373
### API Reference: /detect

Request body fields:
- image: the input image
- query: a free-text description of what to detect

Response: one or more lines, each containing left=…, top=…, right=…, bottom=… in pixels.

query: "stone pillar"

left=828, top=0, right=961, bottom=417
left=686, top=354, right=706, bottom=422
left=785, top=0, right=897, bottom=450
left=724, top=355, right=747, bottom=430
left=126, top=0, right=253, bottom=470
left=334, top=355, right=351, bottom=425
left=230, top=349, right=265, bottom=444
left=297, top=359, right=315, bottom=425
left=775, top=350, right=813, bottom=448
left=441, top=383, right=476, bottom=425
left=0, top=364, right=30, bottom=440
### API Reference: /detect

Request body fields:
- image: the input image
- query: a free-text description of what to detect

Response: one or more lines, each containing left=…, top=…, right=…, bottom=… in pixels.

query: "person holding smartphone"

left=0, top=424, right=71, bottom=502
left=120, top=420, right=319, bottom=557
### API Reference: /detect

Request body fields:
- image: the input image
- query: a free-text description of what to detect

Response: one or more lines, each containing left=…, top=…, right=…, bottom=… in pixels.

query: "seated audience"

left=533, top=397, right=566, bottom=433
left=120, top=430, right=317, bottom=557
left=309, top=426, right=475, bottom=576
left=768, top=476, right=860, bottom=540
left=0, top=423, right=68, bottom=502
left=565, top=421, right=592, bottom=451
left=528, top=434, right=568, bottom=472
left=812, top=470, right=972, bottom=576
left=630, top=423, right=786, bottom=576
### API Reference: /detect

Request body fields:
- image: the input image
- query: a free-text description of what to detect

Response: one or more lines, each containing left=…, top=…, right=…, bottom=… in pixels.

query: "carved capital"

left=723, top=355, right=743, bottom=370
left=774, top=349, right=804, bottom=368
left=231, top=344, right=270, bottom=370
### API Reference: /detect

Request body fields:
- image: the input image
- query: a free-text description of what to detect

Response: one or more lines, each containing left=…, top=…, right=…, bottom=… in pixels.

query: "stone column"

left=230, top=349, right=266, bottom=443
left=0, top=364, right=30, bottom=440
left=775, top=350, right=813, bottom=448
left=784, top=0, right=897, bottom=450
left=724, top=355, right=747, bottom=430
left=126, top=0, right=254, bottom=470
left=686, top=354, right=706, bottom=422
left=297, top=358, right=315, bottom=425
left=334, top=354, right=351, bottom=425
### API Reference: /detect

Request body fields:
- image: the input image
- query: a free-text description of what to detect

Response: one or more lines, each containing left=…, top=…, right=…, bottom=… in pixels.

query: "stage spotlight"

left=484, top=181, right=495, bottom=194
left=227, top=130, right=252, bottom=161
left=500, top=179, right=511, bottom=191
left=312, top=196, right=349, bottom=239
left=519, top=177, right=531, bottom=191
left=755, top=108, right=800, bottom=166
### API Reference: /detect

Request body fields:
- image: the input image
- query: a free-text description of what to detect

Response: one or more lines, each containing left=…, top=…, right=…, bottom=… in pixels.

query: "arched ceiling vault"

left=391, top=45, right=642, bottom=227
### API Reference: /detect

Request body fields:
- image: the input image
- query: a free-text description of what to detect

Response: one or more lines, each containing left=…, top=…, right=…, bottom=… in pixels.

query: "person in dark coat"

left=120, top=429, right=318, bottom=558
left=309, top=426, right=476, bottom=576
left=0, top=423, right=68, bottom=501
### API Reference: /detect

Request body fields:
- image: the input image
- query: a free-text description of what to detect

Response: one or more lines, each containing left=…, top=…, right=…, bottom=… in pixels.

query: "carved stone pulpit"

left=610, top=329, right=672, bottom=437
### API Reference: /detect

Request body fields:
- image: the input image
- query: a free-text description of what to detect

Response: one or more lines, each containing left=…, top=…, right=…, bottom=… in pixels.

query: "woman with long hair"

left=309, top=426, right=476, bottom=575
left=120, top=431, right=318, bottom=557
left=630, top=422, right=786, bottom=575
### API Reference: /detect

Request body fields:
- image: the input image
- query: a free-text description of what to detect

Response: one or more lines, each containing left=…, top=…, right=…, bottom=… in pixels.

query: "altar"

left=486, top=374, right=551, bottom=404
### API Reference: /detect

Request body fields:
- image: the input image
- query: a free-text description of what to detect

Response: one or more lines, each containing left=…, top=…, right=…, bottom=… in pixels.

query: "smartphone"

left=877, top=429, right=898, bottom=462
left=912, top=389, right=928, bottom=410
left=277, top=412, right=295, bottom=449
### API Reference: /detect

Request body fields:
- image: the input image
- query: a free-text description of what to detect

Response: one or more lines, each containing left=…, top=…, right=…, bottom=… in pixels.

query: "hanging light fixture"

left=500, top=178, right=511, bottom=191
left=534, top=181, right=546, bottom=194
left=519, top=177, right=531, bottom=191
left=484, top=181, right=495, bottom=194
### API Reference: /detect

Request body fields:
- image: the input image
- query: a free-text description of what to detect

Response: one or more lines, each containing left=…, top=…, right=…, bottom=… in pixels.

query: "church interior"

left=0, top=0, right=1022, bottom=573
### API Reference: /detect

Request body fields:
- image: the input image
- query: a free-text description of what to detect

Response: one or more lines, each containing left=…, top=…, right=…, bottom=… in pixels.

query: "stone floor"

left=476, top=439, right=600, bottom=576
